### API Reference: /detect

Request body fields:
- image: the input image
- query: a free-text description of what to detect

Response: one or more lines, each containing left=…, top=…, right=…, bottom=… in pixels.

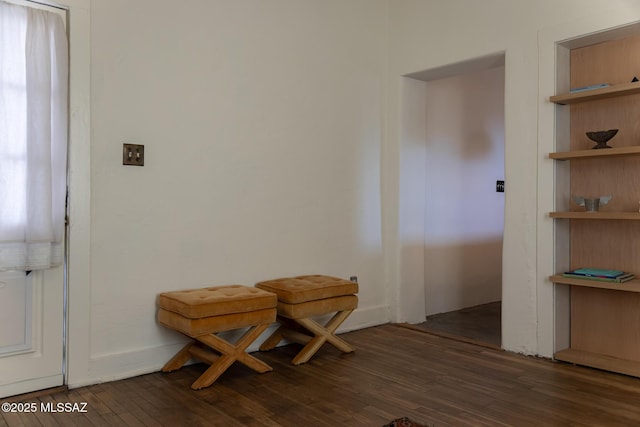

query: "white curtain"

left=0, top=1, right=68, bottom=271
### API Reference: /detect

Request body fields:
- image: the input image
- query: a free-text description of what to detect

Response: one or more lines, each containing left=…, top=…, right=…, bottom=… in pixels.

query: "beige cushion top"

left=255, top=275, right=358, bottom=304
left=158, top=285, right=277, bottom=319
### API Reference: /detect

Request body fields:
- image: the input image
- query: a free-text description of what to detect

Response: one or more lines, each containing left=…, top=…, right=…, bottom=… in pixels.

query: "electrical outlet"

left=496, top=180, right=504, bottom=193
left=123, top=144, right=144, bottom=166
left=350, top=276, right=358, bottom=283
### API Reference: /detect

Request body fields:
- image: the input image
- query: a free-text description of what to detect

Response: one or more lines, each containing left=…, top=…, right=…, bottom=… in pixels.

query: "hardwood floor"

left=3, top=323, right=640, bottom=426
left=415, top=302, right=502, bottom=348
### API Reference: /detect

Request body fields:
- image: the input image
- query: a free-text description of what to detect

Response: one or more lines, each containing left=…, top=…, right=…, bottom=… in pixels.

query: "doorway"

left=402, top=55, right=505, bottom=348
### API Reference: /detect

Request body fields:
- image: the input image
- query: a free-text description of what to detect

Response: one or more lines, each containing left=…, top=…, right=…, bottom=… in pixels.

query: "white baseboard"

left=337, top=304, right=388, bottom=332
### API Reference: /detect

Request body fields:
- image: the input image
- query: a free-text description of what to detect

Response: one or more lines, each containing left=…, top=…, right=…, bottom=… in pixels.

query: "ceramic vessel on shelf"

left=572, top=195, right=612, bottom=212
left=586, top=129, right=618, bottom=149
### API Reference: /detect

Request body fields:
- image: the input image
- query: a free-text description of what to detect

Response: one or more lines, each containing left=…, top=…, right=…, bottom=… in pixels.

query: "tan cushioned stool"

left=157, top=285, right=277, bottom=390
left=256, top=275, right=358, bottom=365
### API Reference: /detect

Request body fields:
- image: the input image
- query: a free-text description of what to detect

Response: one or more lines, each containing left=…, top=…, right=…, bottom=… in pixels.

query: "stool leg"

left=258, top=325, right=285, bottom=351
left=190, top=353, right=235, bottom=390
left=190, top=324, right=272, bottom=390
left=291, top=309, right=354, bottom=365
left=214, top=323, right=273, bottom=373
left=321, top=309, right=355, bottom=353
left=162, top=341, right=195, bottom=372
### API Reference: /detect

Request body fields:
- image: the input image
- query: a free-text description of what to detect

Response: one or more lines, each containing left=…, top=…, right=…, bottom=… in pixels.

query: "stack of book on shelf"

left=563, top=268, right=635, bottom=283
left=569, top=83, right=610, bottom=93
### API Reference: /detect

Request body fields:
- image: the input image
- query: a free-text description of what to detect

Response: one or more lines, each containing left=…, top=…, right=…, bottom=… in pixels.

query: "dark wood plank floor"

left=416, top=302, right=502, bottom=348
left=3, top=323, right=640, bottom=426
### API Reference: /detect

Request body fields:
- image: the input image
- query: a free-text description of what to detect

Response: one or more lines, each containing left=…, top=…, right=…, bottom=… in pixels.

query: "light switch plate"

left=123, top=144, right=144, bottom=166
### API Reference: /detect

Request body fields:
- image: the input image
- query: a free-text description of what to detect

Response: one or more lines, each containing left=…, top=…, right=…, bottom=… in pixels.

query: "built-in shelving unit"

left=548, top=33, right=640, bottom=378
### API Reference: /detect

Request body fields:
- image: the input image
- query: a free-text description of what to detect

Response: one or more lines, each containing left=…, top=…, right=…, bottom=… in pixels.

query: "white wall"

left=69, top=0, right=389, bottom=387
left=424, top=67, right=504, bottom=316
left=385, top=0, right=640, bottom=356
left=65, top=0, right=640, bottom=388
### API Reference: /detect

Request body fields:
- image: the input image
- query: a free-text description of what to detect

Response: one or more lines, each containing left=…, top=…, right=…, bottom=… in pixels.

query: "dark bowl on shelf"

left=586, top=129, right=618, bottom=149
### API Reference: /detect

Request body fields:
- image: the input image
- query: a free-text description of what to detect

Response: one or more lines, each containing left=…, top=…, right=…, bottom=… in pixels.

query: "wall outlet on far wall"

left=123, top=143, right=144, bottom=166
left=496, top=180, right=504, bottom=193
left=350, top=276, right=358, bottom=283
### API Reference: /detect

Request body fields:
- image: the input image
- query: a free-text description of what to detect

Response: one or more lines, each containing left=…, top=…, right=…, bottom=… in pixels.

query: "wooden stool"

left=157, top=285, right=277, bottom=390
left=255, top=275, right=358, bottom=365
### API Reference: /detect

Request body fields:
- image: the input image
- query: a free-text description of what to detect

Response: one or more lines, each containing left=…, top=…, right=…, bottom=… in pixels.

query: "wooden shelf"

left=549, top=145, right=640, bottom=160
left=550, top=81, right=640, bottom=105
left=549, top=34, right=640, bottom=379
left=550, top=274, right=640, bottom=292
left=554, top=349, right=640, bottom=377
left=549, top=211, right=640, bottom=220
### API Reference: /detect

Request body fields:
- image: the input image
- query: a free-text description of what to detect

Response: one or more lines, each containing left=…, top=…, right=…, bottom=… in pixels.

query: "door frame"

left=395, top=52, right=506, bottom=329
left=60, top=0, right=91, bottom=389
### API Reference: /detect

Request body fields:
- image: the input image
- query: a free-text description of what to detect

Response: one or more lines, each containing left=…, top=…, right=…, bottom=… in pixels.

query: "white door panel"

left=0, top=269, right=64, bottom=397
left=0, top=272, right=32, bottom=355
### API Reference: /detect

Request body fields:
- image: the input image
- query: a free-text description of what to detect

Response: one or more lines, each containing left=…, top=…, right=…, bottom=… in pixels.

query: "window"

left=0, top=0, right=68, bottom=271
